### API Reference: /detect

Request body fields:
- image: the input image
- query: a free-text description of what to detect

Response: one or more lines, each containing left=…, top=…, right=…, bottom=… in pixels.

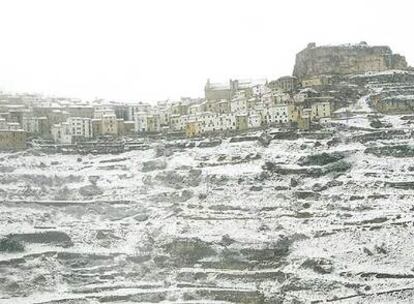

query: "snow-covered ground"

left=1, top=113, right=414, bottom=303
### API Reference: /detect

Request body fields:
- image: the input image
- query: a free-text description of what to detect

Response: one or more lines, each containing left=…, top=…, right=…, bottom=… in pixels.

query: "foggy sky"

left=0, top=0, right=412, bottom=102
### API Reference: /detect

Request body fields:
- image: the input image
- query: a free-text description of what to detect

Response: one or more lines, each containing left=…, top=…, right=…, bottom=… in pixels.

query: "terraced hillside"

left=1, top=113, right=414, bottom=303
left=349, top=70, right=414, bottom=114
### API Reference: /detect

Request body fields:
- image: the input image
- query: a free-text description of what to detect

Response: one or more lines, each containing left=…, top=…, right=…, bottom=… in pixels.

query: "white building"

left=154, top=107, right=170, bottom=126
left=230, top=95, right=248, bottom=114
left=68, top=117, right=93, bottom=138
left=52, top=117, right=93, bottom=144
left=293, top=93, right=307, bottom=103
left=248, top=112, right=262, bottom=128
left=94, top=108, right=116, bottom=119
left=134, top=113, right=161, bottom=133
left=261, top=104, right=289, bottom=126
left=197, top=112, right=237, bottom=133
left=261, top=91, right=273, bottom=106
left=272, top=92, right=291, bottom=104
left=51, top=123, right=72, bottom=144
left=251, top=83, right=269, bottom=97
left=22, top=116, right=48, bottom=134
left=128, top=103, right=152, bottom=121
left=170, top=114, right=190, bottom=132
left=135, top=112, right=148, bottom=133
left=188, top=103, right=203, bottom=115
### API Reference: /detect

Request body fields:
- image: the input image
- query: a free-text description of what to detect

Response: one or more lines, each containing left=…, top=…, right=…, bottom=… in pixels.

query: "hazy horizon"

left=0, top=0, right=412, bottom=103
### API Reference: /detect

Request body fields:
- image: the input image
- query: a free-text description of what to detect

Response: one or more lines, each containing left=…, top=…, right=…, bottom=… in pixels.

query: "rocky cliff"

left=293, top=42, right=408, bottom=79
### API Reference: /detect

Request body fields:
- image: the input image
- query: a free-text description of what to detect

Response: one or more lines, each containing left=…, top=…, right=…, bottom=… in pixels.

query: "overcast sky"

left=0, top=0, right=412, bottom=102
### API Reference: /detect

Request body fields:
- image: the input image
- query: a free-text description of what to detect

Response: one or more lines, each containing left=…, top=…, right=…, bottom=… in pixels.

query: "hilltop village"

left=0, top=41, right=413, bottom=151
left=4, top=42, right=414, bottom=303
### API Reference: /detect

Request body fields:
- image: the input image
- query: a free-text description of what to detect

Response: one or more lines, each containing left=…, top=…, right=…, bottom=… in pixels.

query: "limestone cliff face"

left=293, top=42, right=408, bottom=79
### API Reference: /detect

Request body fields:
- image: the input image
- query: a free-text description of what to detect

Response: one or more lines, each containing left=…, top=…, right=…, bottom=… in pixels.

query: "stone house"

left=101, top=114, right=118, bottom=135
left=91, top=114, right=119, bottom=137
left=235, top=114, right=248, bottom=131
left=32, top=107, right=69, bottom=136
left=0, top=129, right=27, bottom=150
left=7, top=107, right=30, bottom=125
left=117, top=119, right=135, bottom=136
left=298, top=109, right=311, bottom=130
left=311, top=101, right=331, bottom=119
left=22, top=116, right=49, bottom=137
left=185, top=120, right=200, bottom=138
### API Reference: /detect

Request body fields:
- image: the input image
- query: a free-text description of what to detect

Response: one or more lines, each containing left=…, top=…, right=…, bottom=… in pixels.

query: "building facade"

left=0, top=129, right=26, bottom=150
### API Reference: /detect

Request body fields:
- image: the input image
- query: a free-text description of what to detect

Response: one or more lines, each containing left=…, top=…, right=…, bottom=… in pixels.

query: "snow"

left=350, top=69, right=414, bottom=78
left=350, top=94, right=375, bottom=113
left=2, top=112, right=414, bottom=302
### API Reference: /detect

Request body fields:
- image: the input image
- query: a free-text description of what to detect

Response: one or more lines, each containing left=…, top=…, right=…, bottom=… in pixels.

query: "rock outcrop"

left=293, top=42, right=408, bottom=79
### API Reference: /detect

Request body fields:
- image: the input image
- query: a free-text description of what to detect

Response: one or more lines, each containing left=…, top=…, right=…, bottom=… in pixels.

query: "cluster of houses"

left=131, top=77, right=333, bottom=138
left=0, top=75, right=335, bottom=150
